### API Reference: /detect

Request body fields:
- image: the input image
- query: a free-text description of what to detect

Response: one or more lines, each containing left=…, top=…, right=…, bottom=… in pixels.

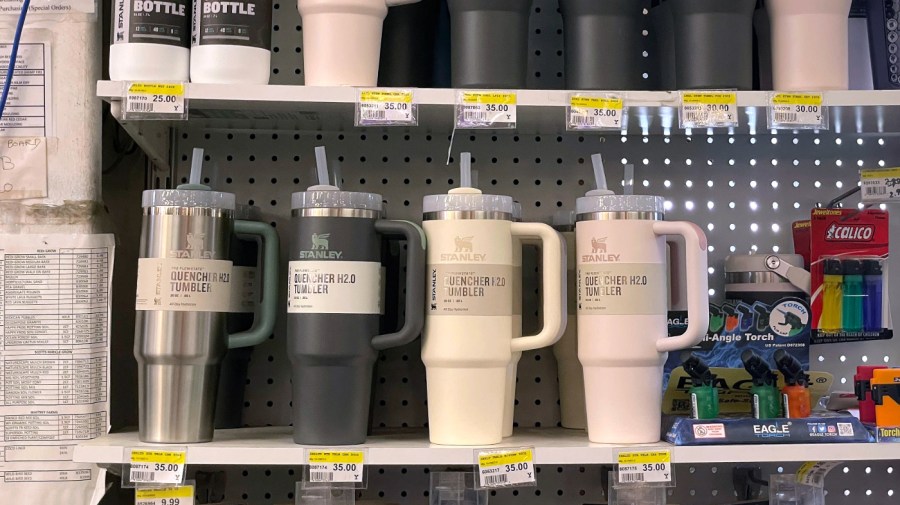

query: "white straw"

left=315, top=146, right=329, bottom=186
left=460, top=152, right=472, bottom=188
left=189, top=148, right=204, bottom=185
left=471, top=169, right=479, bottom=189
left=624, top=164, right=634, bottom=195
left=591, top=153, right=607, bottom=191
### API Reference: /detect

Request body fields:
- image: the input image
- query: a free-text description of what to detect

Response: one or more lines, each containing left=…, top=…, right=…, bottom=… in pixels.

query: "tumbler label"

left=287, top=260, right=382, bottom=314
left=113, top=0, right=190, bottom=47
left=428, top=264, right=512, bottom=316
left=228, top=265, right=257, bottom=313
left=136, top=258, right=233, bottom=312
left=577, top=263, right=666, bottom=315
left=192, top=0, right=272, bottom=49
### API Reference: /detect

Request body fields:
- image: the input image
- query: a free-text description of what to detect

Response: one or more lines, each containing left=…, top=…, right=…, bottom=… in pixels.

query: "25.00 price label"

left=124, top=82, right=187, bottom=119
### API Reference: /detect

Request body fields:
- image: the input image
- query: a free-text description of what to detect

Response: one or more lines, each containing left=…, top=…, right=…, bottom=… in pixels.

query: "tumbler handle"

left=653, top=221, right=709, bottom=353
left=228, top=220, right=279, bottom=349
left=371, top=220, right=426, bottom=351
left=509, top=222, right=566, bottom=353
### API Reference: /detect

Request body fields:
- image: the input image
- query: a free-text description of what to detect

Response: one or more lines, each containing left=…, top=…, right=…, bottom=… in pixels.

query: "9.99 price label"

left=129, top=449, right=187, bottom=485
left=617, top=450, right=672, bottom=484
left=307, top=450, right=365, bottom=483
left=476, top=447, right=536, bottom=488
left=123, top=82, right=187, bottom=120
left=135, top=484, right=194, bottom=505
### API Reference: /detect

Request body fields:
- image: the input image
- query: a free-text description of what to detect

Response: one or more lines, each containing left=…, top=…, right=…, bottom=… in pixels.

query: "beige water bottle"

left=421, top=155, right=566, bottom=445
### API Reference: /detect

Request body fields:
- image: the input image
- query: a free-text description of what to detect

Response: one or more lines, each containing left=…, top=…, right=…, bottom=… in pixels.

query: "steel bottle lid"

left=725, top=253, right=807, bottom=291
left=422, top=187, right=514, bottom=217
left=142, top=184, right=236, bottom=210
left=291, top=185, right=383, bottom=212
left=576, top=190, right=665, bottom=215
left=725, top=254, right=805, bottom=278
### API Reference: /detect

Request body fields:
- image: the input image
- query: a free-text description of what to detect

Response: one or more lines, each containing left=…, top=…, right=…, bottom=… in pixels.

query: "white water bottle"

left=576, top=180, right=709, bottom=443
left=421, top=156, right=566, bottom=445
left=110, top=0, right=191, bottom=81
left=768, top=0, right=852, bottom=90
left=191, top=0, right=273, bottom=84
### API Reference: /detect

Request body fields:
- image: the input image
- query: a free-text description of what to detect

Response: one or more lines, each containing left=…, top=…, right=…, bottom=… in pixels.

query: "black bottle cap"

left=823, top=259, right=843, bottom=275
left=842, top=259, right=864, bottom=275
left=863, top=259, right=883, bottom=276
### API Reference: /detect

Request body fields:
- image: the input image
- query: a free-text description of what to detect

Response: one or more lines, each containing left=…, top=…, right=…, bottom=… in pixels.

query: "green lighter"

left=742, top=349, right=781, bottom=419
left=683, top=353, right=719, bottom=419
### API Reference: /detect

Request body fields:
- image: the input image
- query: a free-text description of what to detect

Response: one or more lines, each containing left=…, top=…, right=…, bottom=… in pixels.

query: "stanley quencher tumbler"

left=287, top=160, right=425, bottom=445
left=576, top=155, right=709, bottom=443
left=422, top=155, right=566, bottom=445
left=135, top=179, right=279, bottom=443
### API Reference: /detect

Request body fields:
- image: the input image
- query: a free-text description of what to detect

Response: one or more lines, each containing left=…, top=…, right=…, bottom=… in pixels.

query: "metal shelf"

left=73, top=428, right=899, bottom=466
left=96, top=82, right=900, bottom=136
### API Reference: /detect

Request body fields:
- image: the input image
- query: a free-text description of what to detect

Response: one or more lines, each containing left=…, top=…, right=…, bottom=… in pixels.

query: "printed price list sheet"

left=0, top=234, right=114, bottom=505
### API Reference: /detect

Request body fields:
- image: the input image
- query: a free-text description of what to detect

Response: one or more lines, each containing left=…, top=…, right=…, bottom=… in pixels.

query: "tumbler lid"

left=552, top=210, right=575, bottom=230
left=234, top=203, right=262, bottom=221
left=142, top=184, right=236, bottom=210
left=423, top=187, right=515, bottom=214
left=576, top=194, right=665, bottom=214
left=291, top=185, right=383, bottom=211
left=512, top=201, right=522, bottom=222
left=725, top=253, right=805, bottom=274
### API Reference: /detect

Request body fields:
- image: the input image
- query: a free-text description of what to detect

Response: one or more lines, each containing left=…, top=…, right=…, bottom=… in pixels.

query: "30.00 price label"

left=680, top=92, right=738, bottom=128
left=768, top=93, right=827, bottom=130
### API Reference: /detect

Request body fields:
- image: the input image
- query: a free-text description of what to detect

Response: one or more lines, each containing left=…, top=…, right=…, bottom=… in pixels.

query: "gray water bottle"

left=671, top=0, right=756, bottom=90
left=560, top=0, right=644, bottom=90
left=287, top=185, right=425, bottom=445
left=448, top=0, right=533, bottom=88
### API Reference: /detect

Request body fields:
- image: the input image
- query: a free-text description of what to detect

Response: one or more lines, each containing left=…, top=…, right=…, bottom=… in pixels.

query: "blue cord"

left=0, top=0, right=31, bottom=119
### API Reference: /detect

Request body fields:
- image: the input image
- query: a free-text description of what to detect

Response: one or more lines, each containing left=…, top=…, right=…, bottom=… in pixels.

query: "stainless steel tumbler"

left=135, top=185, right=279, bottom=443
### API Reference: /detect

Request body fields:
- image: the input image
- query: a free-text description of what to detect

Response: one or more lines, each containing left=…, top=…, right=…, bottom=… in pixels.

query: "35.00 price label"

left=617, top=450, right=672, bottom=484
left=567, top=95, right=624, bottom=130
left=356, top=89, right=416, bottom=126
left=476, top=447, right=536, bottom=488
left=307, top=450, right=365, bottom=483
left=456, top=91, right=517, bottom=129
left=129, top=449, right=187, bottom=485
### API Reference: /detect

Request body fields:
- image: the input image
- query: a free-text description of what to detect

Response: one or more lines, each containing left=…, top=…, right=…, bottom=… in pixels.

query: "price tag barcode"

left=796, top=461, right=841, bottom=488
left=123, top=82, right=187, bottom=120
left=617, top=450, right=672, bottom=485
left=307, top=450, right=365, bottom=483
left=129, top=449, right=187, bottom=485
left=861, top=167, right=900, bottom=203
left=356, top=89, right=416, bottom=126
left=476, top=447, right=536, bottom=488
left=135, top=484, right=194, bottom=505
left=456, top=91, right=517, bottom=129
left=567, top=95, right=624, bottom=131
left=679, top=92, right=738, bottom=128
left=768, top=92, right=827, bottom=130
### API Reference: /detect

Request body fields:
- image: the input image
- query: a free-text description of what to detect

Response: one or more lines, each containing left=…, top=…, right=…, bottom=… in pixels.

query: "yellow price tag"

left=771, top=93, right=823, bottom=106
left=127, top=83, right=185, bottom=97
left=359, top=90, right=412, bottom=103
left=478, top=449, right=534, bottom=468
left=682, top=92, right=737, bottom=105
left=680, top=92, right=737, bottom=127
left=131, top=450, right=186, bottom=465
left=618, top=450, right=671, bottom=465
left=461, top=91, right=517, bottom=105
left=136, top=486, right=194, bottom=499
left=570, top=96, right=623, bottom=109
left=307, top=450, right=365, bottom=464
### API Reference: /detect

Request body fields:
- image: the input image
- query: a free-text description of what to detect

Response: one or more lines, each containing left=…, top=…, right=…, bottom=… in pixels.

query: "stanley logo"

left=169, top=232, right=214, bottom=259
left=582, top=236, right=620, bottom=263
left=298, top=233, right=342, bottom=259
left=441, top=236, right=485, bottom=261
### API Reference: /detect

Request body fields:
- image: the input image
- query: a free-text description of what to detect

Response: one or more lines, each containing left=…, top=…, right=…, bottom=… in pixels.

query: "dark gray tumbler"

left=671, top=0, right=756, bottom=90
left=448, top=0, right=533, bottom=88
left=287, top=188, right=425, bottom=445
left=650, top=0, right=677, bottom=90
left=560, top=0, right=644, bottom=90
left=378, top=0, right=441, bottom=87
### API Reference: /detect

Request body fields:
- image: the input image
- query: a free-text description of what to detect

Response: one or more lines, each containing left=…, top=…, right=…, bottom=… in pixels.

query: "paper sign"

left=0, top=137, right=47, bottom=200
left=476, top=448, right=536, bottom=488
left=617, top=450, right=672, bottom=484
